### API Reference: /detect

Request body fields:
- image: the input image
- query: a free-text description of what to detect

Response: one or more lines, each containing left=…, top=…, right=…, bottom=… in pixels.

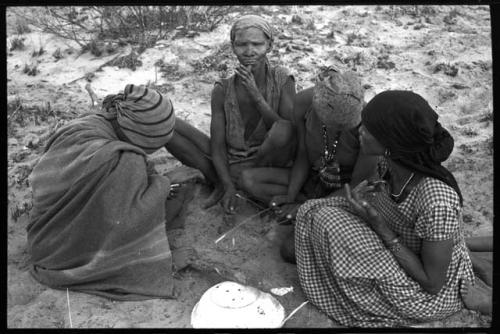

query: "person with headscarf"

left=241, top=67, right=379, bottom=262
left=27, top=84, right=197, bottom=300
left=208, top=14, right=297, bottom=213
left=294, top=90, right=490, bottom=327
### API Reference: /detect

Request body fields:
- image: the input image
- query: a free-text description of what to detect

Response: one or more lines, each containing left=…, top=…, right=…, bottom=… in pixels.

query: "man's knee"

left=267, top=120, right=294, bottom=148
left=238, top=169, right=257, bottom=194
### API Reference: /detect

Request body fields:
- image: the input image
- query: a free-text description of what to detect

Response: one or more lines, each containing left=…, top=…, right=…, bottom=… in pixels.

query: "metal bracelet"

left=385, top=237, right=402, bottom=253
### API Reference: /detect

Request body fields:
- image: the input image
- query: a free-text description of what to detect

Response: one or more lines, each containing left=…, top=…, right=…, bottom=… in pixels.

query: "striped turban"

left=312, top=67, right=364, bottom=129
left=230, top=15, right=273, bottom=43
left=101, top=84, right=175, bottom=152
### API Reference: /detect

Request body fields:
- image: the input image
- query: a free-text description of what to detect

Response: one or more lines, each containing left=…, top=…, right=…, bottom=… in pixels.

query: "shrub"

left=23, top=6, right=236, bottom=52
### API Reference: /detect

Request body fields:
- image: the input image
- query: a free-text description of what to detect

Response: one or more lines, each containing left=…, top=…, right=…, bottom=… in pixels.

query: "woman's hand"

left=221, top=186, right=238, bottom=214
left=345, top=181, right=389, bottom=237
left=269, top=195, right=298, bottom=223
left=234, top=65, right=262, bottom=101
left=168, top=183, right=180, bottom=199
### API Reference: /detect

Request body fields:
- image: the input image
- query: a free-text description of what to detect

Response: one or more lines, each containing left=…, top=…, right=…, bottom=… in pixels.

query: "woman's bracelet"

left=384, top=236, right=402, bottom=253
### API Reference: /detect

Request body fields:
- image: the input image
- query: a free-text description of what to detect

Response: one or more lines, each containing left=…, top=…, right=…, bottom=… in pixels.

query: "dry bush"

left=22, top=6, right=236, bottom=54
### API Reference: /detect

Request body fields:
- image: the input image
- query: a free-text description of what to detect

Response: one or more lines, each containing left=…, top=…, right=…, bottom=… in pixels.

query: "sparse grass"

left=346, top=32, right=358, bottom=46
left=443, top=8, right=460, bottom=25
left=31, top=46, right=45, bottom=57
left=190, top=41, right=233, bottom=75
left=82, top=39, right=104, bottom=57
left=52, top=47, right=63, bottom=61
left=23, top=63, right=39, bottom=76
left=9, top=36, right=25, bottom=51
left=156, top=60, right=187, bottom=80
left=14, top=17, right=32, bottom=34
left=108, top=50, right=142, bottom=70
left=10, top=201, right=33, bottom=222
left=433, top=63, right=458, bottom=77
left=460, top=127, right=478, bottom=137
left=377, top=54, right=395, bottom=69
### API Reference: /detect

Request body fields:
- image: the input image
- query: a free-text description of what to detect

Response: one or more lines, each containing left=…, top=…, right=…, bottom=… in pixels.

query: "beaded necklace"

left=318, top=124, right=342, bottom=189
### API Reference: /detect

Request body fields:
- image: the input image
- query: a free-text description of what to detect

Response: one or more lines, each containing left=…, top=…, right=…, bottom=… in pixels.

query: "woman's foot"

left=165, top=183, right=195, bottom=230
left=172, top=246, right=198, bottom=272
left=203, top=184, right=224, bottom=209
left=280, top=229, right=296, bottom=264
left=469, top=251, right=493, bottom=286
left=460, top=277, right=492, bottom=315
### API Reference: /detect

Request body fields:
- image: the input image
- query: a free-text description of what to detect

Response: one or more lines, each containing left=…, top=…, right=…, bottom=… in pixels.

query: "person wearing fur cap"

left=294, top=90, right=490, bottom=327
left=241, top=67, right=379, bottom=261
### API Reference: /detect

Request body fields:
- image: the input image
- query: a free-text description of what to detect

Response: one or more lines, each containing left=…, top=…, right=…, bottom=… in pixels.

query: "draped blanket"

left=27, top=114, right=174, bottom=300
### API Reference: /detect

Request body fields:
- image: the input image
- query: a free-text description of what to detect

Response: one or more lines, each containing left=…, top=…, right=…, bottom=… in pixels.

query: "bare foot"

left=280, top=229, right=296, bottom=264
left=165, top=183, right=195, bottom=230
left=171, top=246, right=198, bottom=272
left=460, top=277, right=492, bottom=315
left=203, top=184, right=224, bottom=209
left=469, top=251, right=493, bottom=286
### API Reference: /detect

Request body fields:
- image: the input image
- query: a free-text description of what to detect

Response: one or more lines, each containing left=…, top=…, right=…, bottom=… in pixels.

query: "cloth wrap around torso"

left=215, top=62, right=293, bottom=164
left=26, top=114, right=174, bottom=300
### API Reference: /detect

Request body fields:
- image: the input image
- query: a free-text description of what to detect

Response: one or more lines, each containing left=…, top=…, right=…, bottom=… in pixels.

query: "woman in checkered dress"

left=295, top=91, right=490, bottom=327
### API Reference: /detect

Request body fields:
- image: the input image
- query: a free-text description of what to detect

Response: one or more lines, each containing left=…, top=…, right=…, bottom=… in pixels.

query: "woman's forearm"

left=375, top=225, right=445, bottom=295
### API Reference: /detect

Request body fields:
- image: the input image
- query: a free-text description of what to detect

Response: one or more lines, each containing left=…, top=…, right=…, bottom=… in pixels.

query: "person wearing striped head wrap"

left=101, top=84, right=176, bottom=153
left=27, top=84, right=198, bottom=300
left=209, top=14, right=297, bottom=214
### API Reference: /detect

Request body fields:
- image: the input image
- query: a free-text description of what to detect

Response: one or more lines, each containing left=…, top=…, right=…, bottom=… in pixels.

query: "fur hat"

left=312, top=67, right=364, bottom=129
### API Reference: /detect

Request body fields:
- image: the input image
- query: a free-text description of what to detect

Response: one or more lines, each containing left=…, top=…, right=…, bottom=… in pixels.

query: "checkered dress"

left=295, top=177, right=474, bottom=327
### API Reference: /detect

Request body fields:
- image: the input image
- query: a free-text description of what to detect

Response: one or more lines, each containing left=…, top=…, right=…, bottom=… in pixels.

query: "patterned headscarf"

left=230, top=15, right=274, bottom=44
left=362, top=90, right=463, bottom=204
left=101, top=84, right=175, bottom=152
left=312, top=67, right=364, bottom=129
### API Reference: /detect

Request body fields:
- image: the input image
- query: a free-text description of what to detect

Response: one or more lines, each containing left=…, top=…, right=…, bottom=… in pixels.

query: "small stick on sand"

left=85, top=83, right=99, bottom=108
left=235, top=193, right=266, bottom=210
left=215, top=207, right=272, bottom=244
left=281, top=301, right=309, bottom=327
left=66, top=288, right=73, bottom=328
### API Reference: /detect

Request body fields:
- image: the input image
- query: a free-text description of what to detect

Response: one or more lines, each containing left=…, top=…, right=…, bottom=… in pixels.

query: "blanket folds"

left=27, top=114, right=174, bottom=300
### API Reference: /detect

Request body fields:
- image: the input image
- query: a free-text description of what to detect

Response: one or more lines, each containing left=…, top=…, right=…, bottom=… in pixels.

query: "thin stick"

left=235, top=193, right=266, bottom=210
left=66, top=288, right=73, bottom=328
left=281, top=301, right=309, bottom=326
left=215, top=207, right=272, bottom=244
left=7, top=105, right=22, bottom=121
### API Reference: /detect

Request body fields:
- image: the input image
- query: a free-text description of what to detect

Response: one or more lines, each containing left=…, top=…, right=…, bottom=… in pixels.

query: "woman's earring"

left=377, top=148, right=391, bottom=178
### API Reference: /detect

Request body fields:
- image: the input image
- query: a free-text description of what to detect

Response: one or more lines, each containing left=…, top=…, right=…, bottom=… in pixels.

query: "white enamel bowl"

left=191, top=281, right=285, bottom=328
